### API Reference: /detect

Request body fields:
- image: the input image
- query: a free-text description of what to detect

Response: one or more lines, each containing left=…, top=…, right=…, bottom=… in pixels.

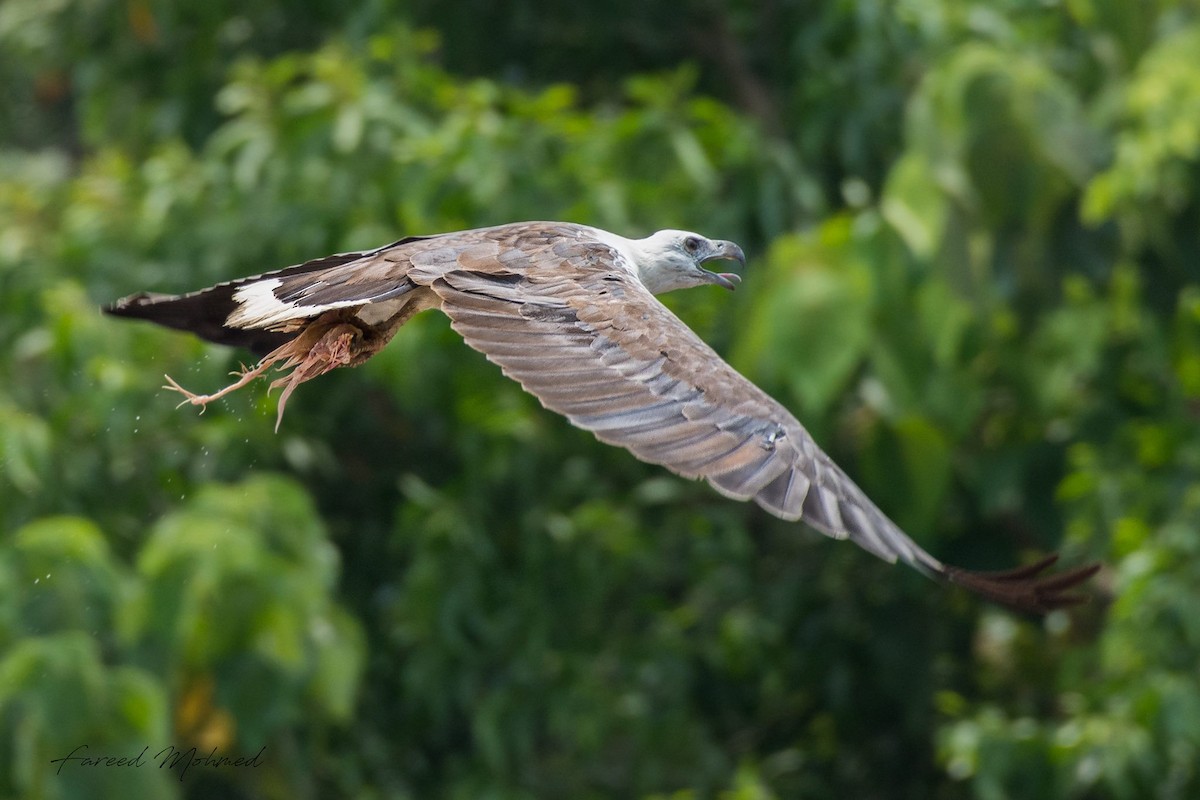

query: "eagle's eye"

left=683, top=236, right=703, bottom=254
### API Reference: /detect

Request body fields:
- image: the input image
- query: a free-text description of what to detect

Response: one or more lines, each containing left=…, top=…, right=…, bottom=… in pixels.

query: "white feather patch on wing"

left=226, top=279, right=364, bottom=330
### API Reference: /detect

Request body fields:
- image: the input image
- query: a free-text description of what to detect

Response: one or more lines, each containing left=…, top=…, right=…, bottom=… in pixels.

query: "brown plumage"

left=105, top=221, right=1099, bottom=613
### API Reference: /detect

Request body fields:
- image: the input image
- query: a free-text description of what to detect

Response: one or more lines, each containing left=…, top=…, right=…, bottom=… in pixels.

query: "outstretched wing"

left=428, top=237, right=1097, bottom=613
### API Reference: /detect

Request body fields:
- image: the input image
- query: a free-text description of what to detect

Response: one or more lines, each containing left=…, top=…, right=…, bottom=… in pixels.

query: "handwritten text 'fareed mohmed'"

left=50, top=744, right=266, bottom=781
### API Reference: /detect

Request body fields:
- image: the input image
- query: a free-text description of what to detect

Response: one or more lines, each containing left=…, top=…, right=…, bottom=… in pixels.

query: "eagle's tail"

left=105, top=288, right=298, bottom=355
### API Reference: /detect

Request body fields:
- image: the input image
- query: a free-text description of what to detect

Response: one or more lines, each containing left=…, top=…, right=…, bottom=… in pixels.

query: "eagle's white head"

left=607, top=229, right=746, bottom=295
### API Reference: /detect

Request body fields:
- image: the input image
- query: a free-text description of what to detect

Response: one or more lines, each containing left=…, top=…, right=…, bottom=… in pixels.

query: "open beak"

left=700, top=240, right=746, bottom=291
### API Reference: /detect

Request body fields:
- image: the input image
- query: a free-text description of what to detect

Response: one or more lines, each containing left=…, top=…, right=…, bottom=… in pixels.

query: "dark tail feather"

left=103, top=233, right=441, bottom=354
left=942, top=554, right=1102, bottom=614
left=101, top=240, right=429, bottom=354
left=105, top=289, right=296, bottom=355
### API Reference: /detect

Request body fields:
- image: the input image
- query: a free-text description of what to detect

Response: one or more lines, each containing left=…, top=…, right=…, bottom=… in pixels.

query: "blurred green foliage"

left=1, top=1, right=1198, bottom=798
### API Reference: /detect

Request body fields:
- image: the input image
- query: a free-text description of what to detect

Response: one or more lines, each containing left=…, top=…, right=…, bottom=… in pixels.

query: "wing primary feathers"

left=942, top=556, right=1102, bottom=614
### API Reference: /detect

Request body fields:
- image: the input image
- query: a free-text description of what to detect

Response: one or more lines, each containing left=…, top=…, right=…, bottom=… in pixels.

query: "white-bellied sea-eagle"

left=105, top=221, right=1099, bottom=612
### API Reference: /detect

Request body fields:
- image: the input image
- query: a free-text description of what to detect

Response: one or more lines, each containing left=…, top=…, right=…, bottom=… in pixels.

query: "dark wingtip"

left=941, top=554, right=1102, bottom=614
left=103, top=292, right=166, bottom=318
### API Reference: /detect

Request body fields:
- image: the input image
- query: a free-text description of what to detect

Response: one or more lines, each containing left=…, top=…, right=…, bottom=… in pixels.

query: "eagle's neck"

left=584, top=228, right=670, bottom=294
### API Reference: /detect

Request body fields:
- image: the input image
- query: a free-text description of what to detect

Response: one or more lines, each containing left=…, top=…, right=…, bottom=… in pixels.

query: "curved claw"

left=940, top=554, right=1102, bottom=614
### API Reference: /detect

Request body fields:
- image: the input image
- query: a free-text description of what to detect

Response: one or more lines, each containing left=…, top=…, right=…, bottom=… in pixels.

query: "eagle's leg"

left=267, top=322, right=365, bottom=430
left=162, top=313, right=378, bottom=429
left=162, top=361, right=276, bottom=412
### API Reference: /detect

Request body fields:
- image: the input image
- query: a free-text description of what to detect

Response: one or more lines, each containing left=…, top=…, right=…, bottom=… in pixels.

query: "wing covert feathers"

left=105, top=222, right=1098, bottom=612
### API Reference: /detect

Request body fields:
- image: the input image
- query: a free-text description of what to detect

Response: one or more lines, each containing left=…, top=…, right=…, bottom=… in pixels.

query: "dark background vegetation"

left=2, top=1, right=1198, bottom=797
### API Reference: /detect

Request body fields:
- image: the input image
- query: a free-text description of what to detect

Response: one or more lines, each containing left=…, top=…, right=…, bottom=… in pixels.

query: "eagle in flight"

left=106, top=221, right=1097, bottom=613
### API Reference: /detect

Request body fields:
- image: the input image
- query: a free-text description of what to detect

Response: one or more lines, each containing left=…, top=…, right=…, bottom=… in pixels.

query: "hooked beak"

left=699, top=240, right=746, bottom=291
